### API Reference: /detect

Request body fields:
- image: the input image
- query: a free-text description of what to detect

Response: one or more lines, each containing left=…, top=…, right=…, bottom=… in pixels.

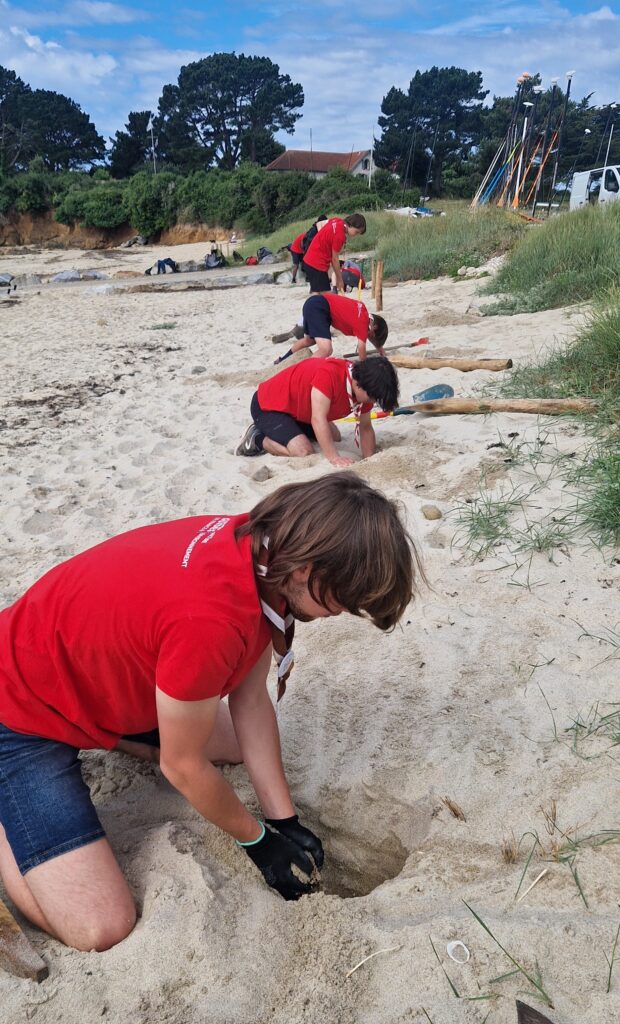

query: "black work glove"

left=241, top=827, right=316, bottom=901
left=265, top=814, right=324, bottom=870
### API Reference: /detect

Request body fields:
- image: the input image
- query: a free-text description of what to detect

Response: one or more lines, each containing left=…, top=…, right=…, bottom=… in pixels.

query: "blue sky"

left=2, top=0, right=619, bottom=152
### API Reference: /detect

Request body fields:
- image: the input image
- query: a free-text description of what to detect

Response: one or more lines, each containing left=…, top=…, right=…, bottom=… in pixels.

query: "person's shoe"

left=235, top=424, right=265, bottom=457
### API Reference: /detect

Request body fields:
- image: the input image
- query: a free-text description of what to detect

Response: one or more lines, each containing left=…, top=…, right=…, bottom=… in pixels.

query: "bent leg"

left=0, top=727, right=135, bottom=950
left=314, top=336, right=333, bottom=358
left=16, top=837, right=134, bottom=950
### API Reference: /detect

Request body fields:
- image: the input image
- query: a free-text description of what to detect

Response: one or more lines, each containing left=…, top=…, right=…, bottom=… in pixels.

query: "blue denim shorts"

left=0, top=724, right=105, bottom=874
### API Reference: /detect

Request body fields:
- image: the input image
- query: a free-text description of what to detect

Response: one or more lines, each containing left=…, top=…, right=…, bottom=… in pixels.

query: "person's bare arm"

left=359, top=410, right=376, bottom=459
left=311, top=387, right=353, bottom=466
left=156, top=687, right=261, bottom=842
left=357, top=339, right=368, bottom=360
left=228, top=644, right=295, bottom=819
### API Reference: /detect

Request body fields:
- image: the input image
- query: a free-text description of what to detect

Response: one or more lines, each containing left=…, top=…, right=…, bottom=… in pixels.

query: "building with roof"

left=265, top=149, right=373, bottom=180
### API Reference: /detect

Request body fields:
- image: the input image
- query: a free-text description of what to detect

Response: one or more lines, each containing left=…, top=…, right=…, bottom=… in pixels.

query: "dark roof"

left=265, top=150, right=370, bottom=173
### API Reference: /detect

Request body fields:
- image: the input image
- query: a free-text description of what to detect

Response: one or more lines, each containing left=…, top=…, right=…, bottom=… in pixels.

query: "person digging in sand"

left=273, top=293, right=388, bottom=363
left=301, top=213, right=366, bottom=293
left=0, top=474, right=419, bottom=950
left=236, top=356, right=398, bottom=467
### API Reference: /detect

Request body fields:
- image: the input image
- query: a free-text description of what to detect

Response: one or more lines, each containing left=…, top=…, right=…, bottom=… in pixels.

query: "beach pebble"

left=421, top=504, right=442, bottom=520
left=191, top=365, right=207, bottom=374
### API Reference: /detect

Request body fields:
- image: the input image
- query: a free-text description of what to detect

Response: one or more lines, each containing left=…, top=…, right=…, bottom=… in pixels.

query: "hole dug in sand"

left=300, top=791, right=429, bottom=899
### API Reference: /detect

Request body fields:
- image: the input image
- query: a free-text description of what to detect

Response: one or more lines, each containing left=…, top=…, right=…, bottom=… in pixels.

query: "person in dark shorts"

left=273, top=293, right=387, bottom=362
left=236, top=356, right=399, bottom=466
left=337, top=260, right=366, bottom=292
left=287, top=232, right=306, bottom=283
left=0, top=475, right=421, bottom=949
left=301, top=214, right=366, bottom=292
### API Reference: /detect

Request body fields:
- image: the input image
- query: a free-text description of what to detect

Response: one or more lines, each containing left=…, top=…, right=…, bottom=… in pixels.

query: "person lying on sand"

left=236, top=356, right=398, bottom=466
left=301, top=213, right=366, bottom=293
left=0, top=474, right=419, bottom=950
left=273, top=293, right=388, bottom=364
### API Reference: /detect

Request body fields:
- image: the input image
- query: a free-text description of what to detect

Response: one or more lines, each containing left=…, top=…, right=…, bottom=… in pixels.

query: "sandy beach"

left=1, top=242, right=619, bottom=1024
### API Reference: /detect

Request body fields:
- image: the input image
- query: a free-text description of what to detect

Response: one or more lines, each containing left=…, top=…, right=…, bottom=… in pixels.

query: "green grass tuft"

left=483, top=202, right=620, bottom=314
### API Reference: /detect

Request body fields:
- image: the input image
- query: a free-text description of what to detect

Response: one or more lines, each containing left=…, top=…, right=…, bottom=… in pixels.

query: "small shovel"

left=516, top=999, right=557, bottom=1024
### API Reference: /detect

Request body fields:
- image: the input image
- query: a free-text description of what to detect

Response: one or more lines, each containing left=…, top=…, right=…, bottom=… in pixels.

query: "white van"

left=569, top=165, right=620, bottom=210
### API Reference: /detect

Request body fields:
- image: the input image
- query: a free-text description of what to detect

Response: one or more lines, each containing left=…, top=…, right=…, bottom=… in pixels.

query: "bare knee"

left=69, top=902, right=137, bottom=952
left=287, top=435, right=314, bottom=457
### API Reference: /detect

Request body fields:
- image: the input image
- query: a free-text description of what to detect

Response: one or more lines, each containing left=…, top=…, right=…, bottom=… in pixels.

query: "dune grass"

left=242, top=205, right=525, bottom=281
left=483, top=202, right=620, bottom=314
left=479, top=300, right=620, bottom=547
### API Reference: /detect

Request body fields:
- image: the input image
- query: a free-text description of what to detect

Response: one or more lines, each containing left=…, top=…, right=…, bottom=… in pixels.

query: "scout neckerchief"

left=345, top=360, right=364, bottom=447
left=255, top=538, right=295, bottom=703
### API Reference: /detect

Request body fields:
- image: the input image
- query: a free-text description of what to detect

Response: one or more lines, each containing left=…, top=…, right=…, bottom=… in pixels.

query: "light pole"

left=604, top=105, right=618, bottom=168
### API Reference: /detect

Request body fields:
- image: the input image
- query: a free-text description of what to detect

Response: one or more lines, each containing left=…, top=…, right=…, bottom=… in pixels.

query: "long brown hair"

left=237, top=473, right=424, bottom=630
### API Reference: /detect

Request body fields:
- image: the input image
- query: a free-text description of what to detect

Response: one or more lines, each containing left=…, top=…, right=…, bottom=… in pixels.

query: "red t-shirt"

left=0, top=516, right=271, bottom=749
left=290, top=232, right=305, bottom=255
left=257, top=357, right=372, bottom=423
left=324, top=294, right=370, bottom=342
left=303, top=218, right=346, bottom=271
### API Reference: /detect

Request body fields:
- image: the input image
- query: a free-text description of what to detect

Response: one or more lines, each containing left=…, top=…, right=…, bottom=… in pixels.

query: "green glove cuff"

left=236, top=822, right=266, bottom=847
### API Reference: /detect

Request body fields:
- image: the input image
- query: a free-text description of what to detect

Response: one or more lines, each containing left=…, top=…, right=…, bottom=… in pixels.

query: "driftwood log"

left=403, top=397, right=595, bottom=416
left=0, top=897, right=48, bottom=981
left=390, top=354, right=512, bottom=372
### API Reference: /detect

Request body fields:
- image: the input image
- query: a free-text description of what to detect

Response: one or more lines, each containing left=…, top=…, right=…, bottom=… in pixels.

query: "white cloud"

left=1, top=1, right=619, bottom=154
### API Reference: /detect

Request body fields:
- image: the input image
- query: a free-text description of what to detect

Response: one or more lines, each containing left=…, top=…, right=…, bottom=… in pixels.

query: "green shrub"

left=124, top=171, right=180, bottom=237
left=15, top=173, right=50, bottom=214
left=81, top=184, right=128, bottom=228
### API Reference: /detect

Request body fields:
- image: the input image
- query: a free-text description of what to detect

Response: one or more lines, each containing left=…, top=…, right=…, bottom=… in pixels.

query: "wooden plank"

left=0, top=897, right=48, bottom=982
left=390, top=354, right=513, bottom=372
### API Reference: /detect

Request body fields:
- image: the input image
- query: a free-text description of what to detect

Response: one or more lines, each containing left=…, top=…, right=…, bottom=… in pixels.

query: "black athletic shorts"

left=301, top=261, right=331, bottom=293
left=302, top=294, right=332, bottom=341
left=251, top=392, right=316, bottom=448
left=342, top=269, right=361, bottom=291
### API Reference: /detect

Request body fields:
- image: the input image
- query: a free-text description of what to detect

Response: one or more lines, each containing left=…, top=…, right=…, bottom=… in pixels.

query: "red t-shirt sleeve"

left=156, top=616, right=246, bottom=701
left=311, top=367, right=337, bottom=404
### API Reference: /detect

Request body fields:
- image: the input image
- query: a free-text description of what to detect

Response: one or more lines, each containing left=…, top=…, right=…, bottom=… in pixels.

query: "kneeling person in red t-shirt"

left=274, top=293, right=388, bottom=363
left=0, top=474, right=421, bottom=949
left=237, top=356, right=399, bottom=467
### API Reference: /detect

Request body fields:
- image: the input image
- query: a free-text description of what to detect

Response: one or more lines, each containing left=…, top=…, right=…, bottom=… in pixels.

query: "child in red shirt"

left=236, top=356, right=399, bottom=466
left=0, top=474, right=420, bottom=950
left=274, top=293, right=388, bottom=362
left=301, top=213, right=366, bottom=292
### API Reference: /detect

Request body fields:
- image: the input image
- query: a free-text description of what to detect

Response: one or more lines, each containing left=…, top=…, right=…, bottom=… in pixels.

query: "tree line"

left=1, top=54, right=617, bottom=207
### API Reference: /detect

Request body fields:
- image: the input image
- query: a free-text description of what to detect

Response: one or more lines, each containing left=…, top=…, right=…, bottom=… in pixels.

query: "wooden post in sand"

left=404, top=397, right=595, bottom=416
left=375, top=260, right=384, bottom=312
left=0, top=897, right=48, bottom=981
left=371, top=259, right=377, bottom=299
left=390, top=354, right=512, bottom=372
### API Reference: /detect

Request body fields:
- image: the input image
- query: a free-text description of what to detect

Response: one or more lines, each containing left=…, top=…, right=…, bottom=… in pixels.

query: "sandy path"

left=1, top=248, right=619, bottom=1024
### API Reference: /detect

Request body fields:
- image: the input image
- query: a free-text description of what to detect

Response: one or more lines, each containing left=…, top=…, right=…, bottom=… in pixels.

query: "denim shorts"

left=0, top=723, right=105, bottom=874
